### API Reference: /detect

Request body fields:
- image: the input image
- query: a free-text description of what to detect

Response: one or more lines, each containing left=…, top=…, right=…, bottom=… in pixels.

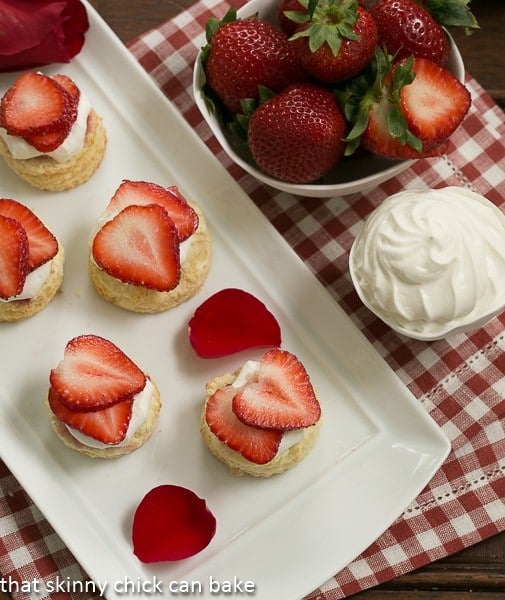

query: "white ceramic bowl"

left=193, top=0, right=466, bottom=198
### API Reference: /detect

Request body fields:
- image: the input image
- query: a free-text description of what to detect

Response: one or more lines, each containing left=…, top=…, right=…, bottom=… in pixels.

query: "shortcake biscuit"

left=0, top=111, right=106, bottom=191
left=47, top=380, right=161, bottom=459
left=89, top=181, right=211, bottom=313
left=201, top=349, right=322, bottom=478
left=0, top=72, right=106, bottom=191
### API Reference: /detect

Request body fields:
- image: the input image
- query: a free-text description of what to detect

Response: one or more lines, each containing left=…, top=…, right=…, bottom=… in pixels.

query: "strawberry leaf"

left=389, top=55, right=416, bottom=100
left=227, top=85, right=275, bottom=142
left=337, top=48, right=422, bottom=155
left=422, top=0, right=479, bottom=31
left=204, top=6, right=237, bottom=44
left=307, top=0, right=319, bottom=18
left=283, top=10, right=310, bottom=25
left=289, top=0, right=359, bottom=56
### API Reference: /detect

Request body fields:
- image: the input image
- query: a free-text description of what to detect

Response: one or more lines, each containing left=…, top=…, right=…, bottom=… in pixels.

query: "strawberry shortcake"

left=47, top=334, right=161, bottom=459
left=201, top=348, right=322, bottom=477
left=0, top=72, right=106, bottom=191
left=88, top=180, right=211, bottom=313
left=0, top=198, right=64, bottom=322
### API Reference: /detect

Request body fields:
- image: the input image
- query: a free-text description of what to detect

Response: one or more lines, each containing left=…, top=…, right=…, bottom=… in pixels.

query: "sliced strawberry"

left=107, top=180, right=199, bottom=241
left=0, top=72, right=74, bottom=137
left=205, top=385, right=282, bottom=464
left=52, top=74, right=81, bottom=106
left=92, top=204, right=181, bottom=292
left=132, top=485, right=217, bottom=563
left=188, top=288, right=281, bottom=358
left=232, top=348, right=320, bottom=430
left=0, top=214, right=28, bottom=299
left=22, top=125, right=70, bottom=153
left=0, top=199, right=58, bottom=270
left=49, top=334, right=146, bottom=412
left=362, top=92, right=449, bottom=159
left=48, top=386, right=133, bottom=445
left=399, top=57, right=471, bottom=143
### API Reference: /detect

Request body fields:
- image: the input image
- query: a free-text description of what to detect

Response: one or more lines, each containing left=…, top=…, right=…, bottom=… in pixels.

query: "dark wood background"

left=1, top=1, right=503, bottom=599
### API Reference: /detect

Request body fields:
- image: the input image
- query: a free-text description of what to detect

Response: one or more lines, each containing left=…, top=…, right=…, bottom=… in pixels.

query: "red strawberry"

left=188, top=288, right=281, bottom=358
left=107, top=180, right=198, bottom=242
left=203, top=9, right=307, bottom=113
left=0, top=214, right=28, bottom=299
left=132, top=485, right=216, bottom=562
left=342, top=50, right=466, bottom=159
left=22, top=127, right=70, bottom=153
left=0, top=199, right=58, bottom=271
left=48, top=386, right=133, bottom=445
left=49, top=334, right=146, bottom=412
left=0, top=72, right=75, bottom=137
left=247, top=83, right=347, bottom=183
left=205, top=385, right=282, bottom=464
left=362, top=99, right=449, bottom=158
left=290, top=1, right=378, bottom=84
left=232, top=348, right=321, bottom=430
left=278, top=0, right=307, bottom=36
left=399, top=56, right=471, bottom=142
left=21, top=74, right=81, bottom=152
left=368, top=0, right=460, bottom=66
left=52, top=74, right=81, bottom=106
left=92, top=204, right=181, bottom=292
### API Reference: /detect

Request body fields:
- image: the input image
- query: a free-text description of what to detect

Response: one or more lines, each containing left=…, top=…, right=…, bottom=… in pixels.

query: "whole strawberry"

left=278, top=0, right=307, bottom=36
left=247, top=83, right=347, bottom=183
left=369, top=0, right=450, bottom=65
left=289, top=0, right=377, bottom=84
left=202, top=8, right=306, bottom=114
left=279, top=0, right=370, bottom=34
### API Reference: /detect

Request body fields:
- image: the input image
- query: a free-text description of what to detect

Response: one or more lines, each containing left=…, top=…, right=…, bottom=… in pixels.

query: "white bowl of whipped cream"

left=349, top=187, right=505, bottom=341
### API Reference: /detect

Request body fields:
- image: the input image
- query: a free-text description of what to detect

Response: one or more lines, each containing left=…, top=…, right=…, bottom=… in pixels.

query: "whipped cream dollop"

left=0, top=92, right=92, bottom=163
left=232, top=360, right=305, bottom=455
left=350, top=187, right=505, bottom=339
left=0, top=258, right=53, bottom=303
left=66, top=378, right=155, bottom=449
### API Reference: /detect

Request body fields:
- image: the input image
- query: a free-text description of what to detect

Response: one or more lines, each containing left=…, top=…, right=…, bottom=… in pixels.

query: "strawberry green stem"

left=290, top=0, right=360, bottom=55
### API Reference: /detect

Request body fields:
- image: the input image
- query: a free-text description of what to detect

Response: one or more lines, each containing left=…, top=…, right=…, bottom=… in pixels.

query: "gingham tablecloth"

left=1, top=0, right=505, bottom=598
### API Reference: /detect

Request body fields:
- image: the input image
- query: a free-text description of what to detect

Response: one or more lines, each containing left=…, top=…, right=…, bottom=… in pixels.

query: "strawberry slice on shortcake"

left=88, top=179, right=211, bottom=313
left=47, top=334, right=162, bottom=459
left=0, top=198, right=63, bottom=322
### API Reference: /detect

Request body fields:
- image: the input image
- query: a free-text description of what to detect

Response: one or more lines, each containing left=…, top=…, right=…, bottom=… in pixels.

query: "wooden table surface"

left=1, top=1, right=504, bottom=599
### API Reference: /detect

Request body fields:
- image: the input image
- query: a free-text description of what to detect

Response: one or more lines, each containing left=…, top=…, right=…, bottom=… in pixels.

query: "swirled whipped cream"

left=349, top=187, right=505, bottom=339
left=66, top=378, right=155, bottom=449
left=0, top=92, right=92, bottom=163
left=233, top=360, right=304, bottom=454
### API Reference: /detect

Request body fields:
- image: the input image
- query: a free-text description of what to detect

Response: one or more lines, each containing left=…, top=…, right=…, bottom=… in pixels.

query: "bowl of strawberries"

left=193, top=0, right=474, bottom=198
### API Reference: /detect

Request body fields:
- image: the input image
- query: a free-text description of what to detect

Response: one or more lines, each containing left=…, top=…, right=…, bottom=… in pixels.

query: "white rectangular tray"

left=0, top=3, right=450, bottom=598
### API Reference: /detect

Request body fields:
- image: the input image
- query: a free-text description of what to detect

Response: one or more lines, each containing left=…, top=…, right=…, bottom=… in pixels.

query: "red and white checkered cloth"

left=1, top=0, right=505, bottom=598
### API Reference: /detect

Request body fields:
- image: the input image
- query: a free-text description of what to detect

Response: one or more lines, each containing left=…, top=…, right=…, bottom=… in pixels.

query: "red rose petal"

left=132, top=485, right=217, bottom=563
left=188, top=288, right=282, bottom=358
left=59, top=0, right=89, bottom=59
left=0, top=0, right=89, bottom=72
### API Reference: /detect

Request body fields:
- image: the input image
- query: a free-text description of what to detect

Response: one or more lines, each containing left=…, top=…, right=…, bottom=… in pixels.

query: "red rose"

left=0, top=0, right=89, bottom=72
